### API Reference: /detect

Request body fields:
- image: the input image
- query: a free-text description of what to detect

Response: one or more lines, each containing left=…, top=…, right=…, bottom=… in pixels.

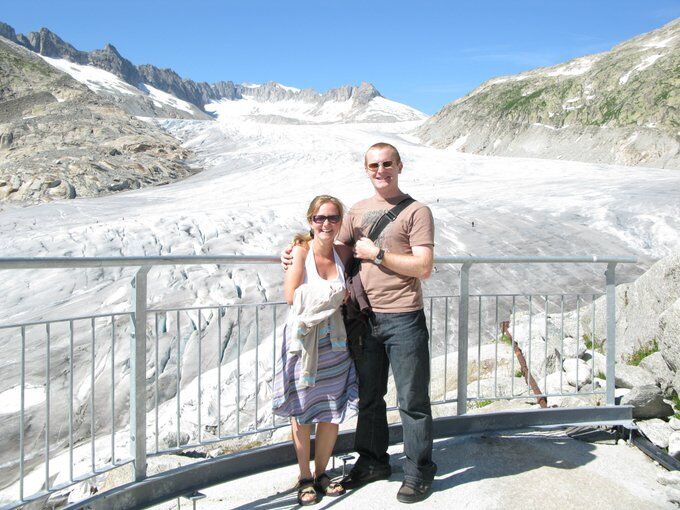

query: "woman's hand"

left=281, top=244, right=294, bottom=270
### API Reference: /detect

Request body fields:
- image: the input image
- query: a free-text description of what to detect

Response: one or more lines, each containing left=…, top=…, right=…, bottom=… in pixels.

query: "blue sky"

left=3, top=1, right=679, bottom=114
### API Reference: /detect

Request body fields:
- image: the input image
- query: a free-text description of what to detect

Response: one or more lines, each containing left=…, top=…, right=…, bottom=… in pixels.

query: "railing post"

left=457, top=263, right=472, bottom=415
left=605, top=262, right=617, bottom=406
left=130, top=266, right=150, bottom=481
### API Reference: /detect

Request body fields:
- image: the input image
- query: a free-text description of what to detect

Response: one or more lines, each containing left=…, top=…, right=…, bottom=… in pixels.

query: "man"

left=283, top=142, right=436, bottom=503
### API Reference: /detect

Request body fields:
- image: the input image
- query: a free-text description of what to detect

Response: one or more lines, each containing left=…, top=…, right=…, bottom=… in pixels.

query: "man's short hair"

left=364, top=142, right=402, bottom=166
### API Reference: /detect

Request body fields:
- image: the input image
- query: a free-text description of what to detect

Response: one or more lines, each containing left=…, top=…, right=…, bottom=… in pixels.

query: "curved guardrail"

left=0, top=254, right=636, bottom=510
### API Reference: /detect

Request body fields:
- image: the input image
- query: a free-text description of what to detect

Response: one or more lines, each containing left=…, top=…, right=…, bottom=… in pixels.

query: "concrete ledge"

left=66, top=405, right=633, bottom=510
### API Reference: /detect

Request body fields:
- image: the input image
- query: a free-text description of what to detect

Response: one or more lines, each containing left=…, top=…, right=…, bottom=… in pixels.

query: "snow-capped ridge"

left=0, top=21, right=420, bottom=123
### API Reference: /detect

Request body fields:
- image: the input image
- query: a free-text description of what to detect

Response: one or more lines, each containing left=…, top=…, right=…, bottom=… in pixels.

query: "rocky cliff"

left=418, top=18, right=680, bottom=169
left=0, top=22, right=209, bottom=119
left=0, top=36, right=198, bottom=203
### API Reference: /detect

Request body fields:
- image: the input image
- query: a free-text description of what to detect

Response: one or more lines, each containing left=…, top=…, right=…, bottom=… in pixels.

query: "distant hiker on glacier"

left=282, top=143, right=437, bottom=504
left=273, top=195, right=359, bottom=506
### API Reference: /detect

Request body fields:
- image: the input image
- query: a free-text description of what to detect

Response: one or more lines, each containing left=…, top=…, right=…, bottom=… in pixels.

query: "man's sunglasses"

left=312, top=215, right=341, bottom=224
left=367, top=160, right=394, bottom=170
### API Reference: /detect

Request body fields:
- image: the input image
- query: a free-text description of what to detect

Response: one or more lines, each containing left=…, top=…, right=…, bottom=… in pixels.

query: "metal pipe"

left=45, top=322, right=51, bottom=490
left=576, top=295, right=581, bottom=393
left=591, top=295, right=596, bottom=382
left=237, top=306, right=241, bottom=434
left=528, top=295, right=533, bottom=390
left=155, top=313, right=160, bottom=454
left=197, top=309, right=202, bottom=444
left=272, top=305, right=277, bottom=429
left=560, top=295, right=565, bottom=395
left=0, top=254, right=636, bottom=270
left=606, top=263, right=617, bottom=405
left=217, top=306, right=223, bottom=438
left=443, top=297, right=449, bottom=400
left=176, top=311, right=181, bottom=448
left=69, top=319, right=74, bottom=482
left=511, top=296, right=515, bottom=397
left=255, top=306, right=260, bottom=430
left=111, top=316, right=116, bottom=463
left=457, top=263, right=471, bottom=415
left=20, top=326, right=25, bottom=501
left=494, top=296, right=499, bottom=399
left=130, top=267, right=150, bottom=481
left=90, top=318, right=96, bottom=474
left=544, top=295, right=548, bottom=398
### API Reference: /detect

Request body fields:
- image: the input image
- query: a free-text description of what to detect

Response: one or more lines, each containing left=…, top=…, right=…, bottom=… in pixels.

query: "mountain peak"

left=0, top=21, right=16, bottom=41
left=102, top=43, right=122, bottom=56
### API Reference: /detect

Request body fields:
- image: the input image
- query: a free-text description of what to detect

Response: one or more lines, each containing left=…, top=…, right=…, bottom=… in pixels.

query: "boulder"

left=660, top=298, right=680, bottom=372
left=669, top=417, right=680, bottom=431
left=466, top=376, right=530, bottom=400
left=614, top=364, right=657, bottom=389
left=563, top=358, right=592, bottom=389
left=669, top=431, right=680, bottom=460
left=637, top=418, right=674, bottom=448
left=658, top=471, right=680, bottom=488
left=639, top=351, right=675, bottom=395
left=582, top=351, right=607, bottom=379
left=621, top=384, right=674, bottom=419
left=673, top=372, right=680, bottom=398
left=551, top=394, right=604, bottom=408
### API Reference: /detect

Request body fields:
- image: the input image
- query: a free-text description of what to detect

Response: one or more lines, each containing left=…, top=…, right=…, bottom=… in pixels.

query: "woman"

left=272, top=195, right=359, bottom=506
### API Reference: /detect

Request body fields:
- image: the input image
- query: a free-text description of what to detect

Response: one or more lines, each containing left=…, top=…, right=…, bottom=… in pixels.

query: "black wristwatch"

left=374, top=248, right=385, bottom=265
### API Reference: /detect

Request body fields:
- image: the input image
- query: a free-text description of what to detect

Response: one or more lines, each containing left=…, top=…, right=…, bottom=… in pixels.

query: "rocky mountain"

left=205, top=80, right=425, bottom=124
left=0, top=22, right=208, bottom=120
left=0, top=21, right=422, bottom=124
left=418, top=18, right=680, bottom=169
left=0, top=36, right=198, bottom=202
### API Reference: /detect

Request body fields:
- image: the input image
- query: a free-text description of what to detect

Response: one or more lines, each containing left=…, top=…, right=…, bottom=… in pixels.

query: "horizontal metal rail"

left=0, top=255, right=636, bottom=270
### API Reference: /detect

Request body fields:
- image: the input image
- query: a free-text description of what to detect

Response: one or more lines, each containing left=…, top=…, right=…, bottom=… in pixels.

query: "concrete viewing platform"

left=150, top=428, right=674, bottom=510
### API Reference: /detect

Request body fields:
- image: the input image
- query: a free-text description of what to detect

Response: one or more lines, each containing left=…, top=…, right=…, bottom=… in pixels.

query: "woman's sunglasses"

left=312, top=215, right=341, bottom=224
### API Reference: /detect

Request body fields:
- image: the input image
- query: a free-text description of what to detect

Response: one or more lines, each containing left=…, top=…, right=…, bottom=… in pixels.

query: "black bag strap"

left=366, top=196, right=415, bottom=242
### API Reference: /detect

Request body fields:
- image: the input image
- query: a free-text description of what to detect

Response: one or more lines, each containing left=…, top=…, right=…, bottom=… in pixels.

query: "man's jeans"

left=353, top=309, right=437, bottom=483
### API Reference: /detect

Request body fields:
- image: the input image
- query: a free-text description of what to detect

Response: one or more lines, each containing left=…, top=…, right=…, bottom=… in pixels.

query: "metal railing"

left=0, top=254, right=635, bottom=509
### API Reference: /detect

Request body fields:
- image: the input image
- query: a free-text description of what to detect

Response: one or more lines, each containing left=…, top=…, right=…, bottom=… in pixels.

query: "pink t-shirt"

left=338, top=193, right=434, bottom=313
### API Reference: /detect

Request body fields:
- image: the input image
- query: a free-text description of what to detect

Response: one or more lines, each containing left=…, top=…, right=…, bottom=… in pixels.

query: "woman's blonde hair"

left=292, top=195, right=344, bottom=247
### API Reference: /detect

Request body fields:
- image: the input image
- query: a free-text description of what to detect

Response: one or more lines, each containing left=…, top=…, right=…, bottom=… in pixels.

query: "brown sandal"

left=314, top=472, right=346, bottom=497
left=295, top=477, right=319, bottom=506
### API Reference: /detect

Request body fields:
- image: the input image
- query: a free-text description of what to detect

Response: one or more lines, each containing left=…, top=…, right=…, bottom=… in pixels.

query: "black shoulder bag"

left=343, top=196, right=415, bottom=359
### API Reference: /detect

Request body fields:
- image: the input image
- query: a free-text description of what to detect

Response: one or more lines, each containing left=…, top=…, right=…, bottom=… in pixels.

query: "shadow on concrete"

left=409, top=431, right=597, bottom=495
left=232, top=430, right=598, bottom=508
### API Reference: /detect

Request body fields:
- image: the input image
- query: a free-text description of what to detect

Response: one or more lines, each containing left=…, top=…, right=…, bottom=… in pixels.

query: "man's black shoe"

left=340, top=466, right=391, bottom=490
left=396, top=479, right=433, bottom=504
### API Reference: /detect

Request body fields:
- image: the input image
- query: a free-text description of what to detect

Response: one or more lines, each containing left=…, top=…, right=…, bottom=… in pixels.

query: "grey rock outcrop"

left=0, top=36, right=198, bottom=203
left=640, top=351, right=675, bottom=394
left=89, top=43, right=142, bottom=85
left=615, top=364, right=659, bottom=389
left=637, top=418, right=674, bottom=448
left=660, top=299, right=680, bottom=372
left=418, top=18, right=680, bottom=169
left=621, top=385, right=674, bottom=419
left=563, top=252, right=680, bottom=363
left=669, top=431, right=680, bottom=460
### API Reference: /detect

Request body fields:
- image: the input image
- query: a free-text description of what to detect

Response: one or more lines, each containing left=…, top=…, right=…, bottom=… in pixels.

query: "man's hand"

left=354, top=237, right=380, bottom=261
left=281, top=244, right=294, bottom=270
